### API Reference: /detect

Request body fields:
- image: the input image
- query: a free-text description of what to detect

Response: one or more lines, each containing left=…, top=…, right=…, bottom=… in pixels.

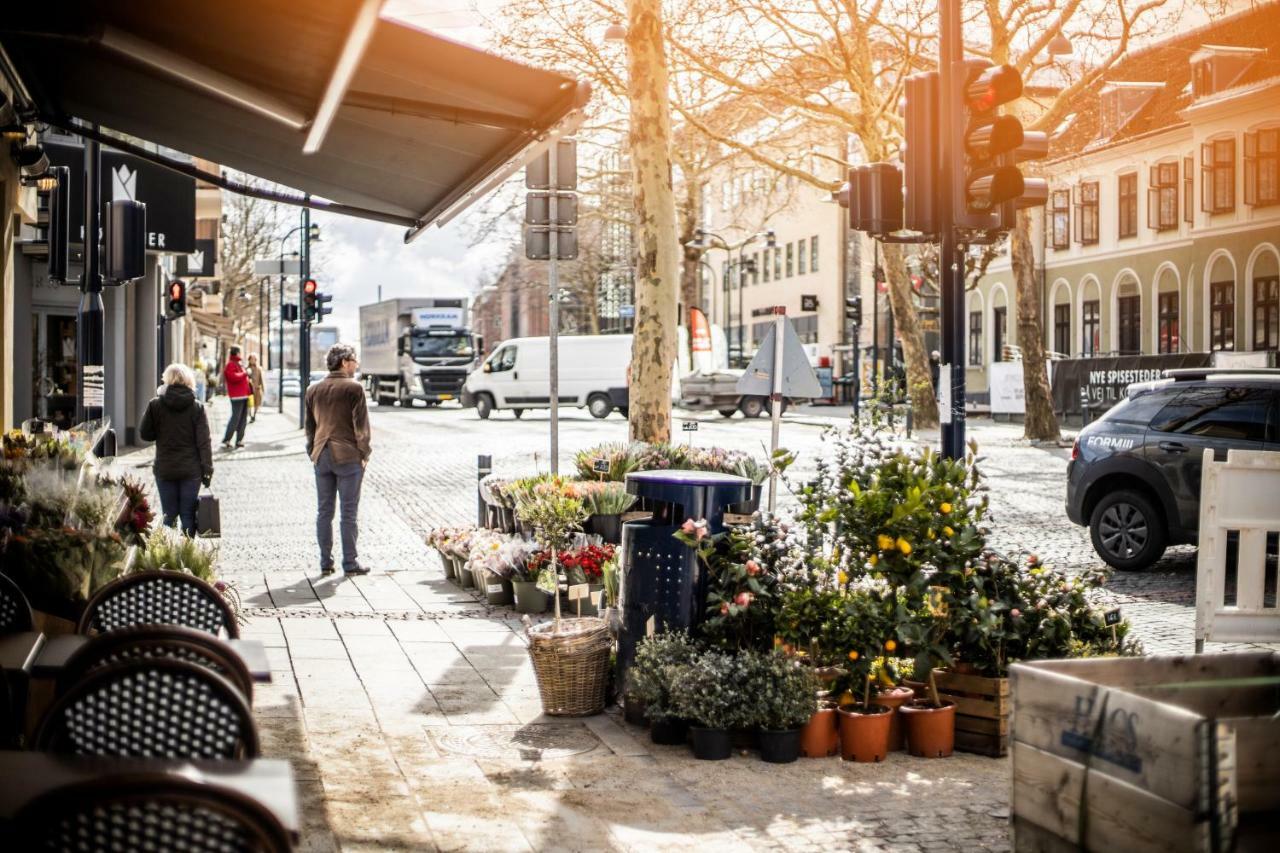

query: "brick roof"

left=1049, top=2, right=1280, bottom=160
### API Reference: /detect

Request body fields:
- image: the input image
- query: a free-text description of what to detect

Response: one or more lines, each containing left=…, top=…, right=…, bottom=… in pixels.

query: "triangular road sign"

left=736, top=316, right=822, bottom=398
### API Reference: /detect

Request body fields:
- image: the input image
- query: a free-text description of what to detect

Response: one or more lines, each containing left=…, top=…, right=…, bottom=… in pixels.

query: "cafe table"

left=30, top=633, right=273, bottom=682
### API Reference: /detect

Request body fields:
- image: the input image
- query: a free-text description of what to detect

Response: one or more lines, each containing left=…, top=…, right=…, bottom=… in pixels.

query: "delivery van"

left=462, top=335, right=632, bottom=419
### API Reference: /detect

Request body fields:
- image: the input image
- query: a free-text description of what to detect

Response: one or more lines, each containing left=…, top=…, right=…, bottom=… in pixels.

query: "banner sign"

left=1050, top=354, right=1211, bottom=417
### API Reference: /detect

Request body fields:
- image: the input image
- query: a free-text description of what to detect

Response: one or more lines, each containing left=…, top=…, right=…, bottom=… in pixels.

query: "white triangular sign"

left=736, top=317, right=822, bottom=398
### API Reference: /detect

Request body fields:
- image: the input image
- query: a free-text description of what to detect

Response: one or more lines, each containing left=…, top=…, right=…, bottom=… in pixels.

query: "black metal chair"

left=15, top=774, right=291, bottom=852
left=35, top=658, right=259, bottom=759
left=0, top=570, right=34, bottom=634
left=56, top=624, right=254, bottom=703
left=78, top=570, right=239, bottom=638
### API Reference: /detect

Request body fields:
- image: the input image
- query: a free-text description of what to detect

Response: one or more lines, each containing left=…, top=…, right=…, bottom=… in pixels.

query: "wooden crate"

left=1010, top=651, right=1280, bottom=852
left=932, top=668, right=1009, bottom=757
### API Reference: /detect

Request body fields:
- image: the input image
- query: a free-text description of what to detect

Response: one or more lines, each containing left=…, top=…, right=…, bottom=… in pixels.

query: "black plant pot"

left=758, top=729, right=802, bottom=764
left=623, top=697, right=647, bottom=727
left=589, top=514, right=623, bottom=544
left=689, top=726, right=732, bottom=760
left=498, top=506, right=515, bottom=534
left=650, top=717, right=689, bottom=746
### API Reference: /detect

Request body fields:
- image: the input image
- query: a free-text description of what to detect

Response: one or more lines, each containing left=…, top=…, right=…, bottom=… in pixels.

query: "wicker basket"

left=526, top=617, right=612, bottom=716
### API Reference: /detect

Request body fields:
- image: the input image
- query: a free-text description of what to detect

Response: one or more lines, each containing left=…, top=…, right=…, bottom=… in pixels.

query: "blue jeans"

left=156, top=477, right=201, bottom=536
left=223, top=398, right=249, bottom=444
left=315, top=447, right=364, bottom=571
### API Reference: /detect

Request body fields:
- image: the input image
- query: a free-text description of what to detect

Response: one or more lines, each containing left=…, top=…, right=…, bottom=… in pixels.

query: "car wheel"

left=717, top=409, right=737, bottom=418
left=1089, top=489, right=1167, bottom=571
left=587, top=393, right=613, bottom=419
left=475, top=394, right=494, bottom=420
left=739, top=396, right=765, bottom=419
left=512, top=408, right=524, bottom=419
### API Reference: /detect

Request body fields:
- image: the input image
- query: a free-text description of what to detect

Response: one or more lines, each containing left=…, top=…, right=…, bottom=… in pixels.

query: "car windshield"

left=411, top=332, right=473, bottom=358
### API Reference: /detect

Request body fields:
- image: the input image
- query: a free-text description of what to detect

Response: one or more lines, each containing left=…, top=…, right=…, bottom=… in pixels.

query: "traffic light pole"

left=299, top=204, right=310, bottom=427
left=938, top=0, right=966, bottom=461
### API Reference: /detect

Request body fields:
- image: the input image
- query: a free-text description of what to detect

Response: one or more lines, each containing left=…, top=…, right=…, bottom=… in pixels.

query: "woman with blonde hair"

left=139, top=363, right=214, bottom=535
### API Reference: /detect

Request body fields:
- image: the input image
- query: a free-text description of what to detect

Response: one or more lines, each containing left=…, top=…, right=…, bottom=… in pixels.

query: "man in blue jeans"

left=304, top=343, right=372, bottom=576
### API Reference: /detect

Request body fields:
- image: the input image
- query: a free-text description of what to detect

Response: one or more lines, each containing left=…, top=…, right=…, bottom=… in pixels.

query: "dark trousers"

left=315, top=447, right=364, bottom=570
left=223, top=398, right=249, bottom=444
left=156, top=477, right=201, bottom=536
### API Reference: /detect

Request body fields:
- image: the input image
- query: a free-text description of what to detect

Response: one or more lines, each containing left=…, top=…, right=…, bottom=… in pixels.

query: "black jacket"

left=139, top=384, right=214, bottom=482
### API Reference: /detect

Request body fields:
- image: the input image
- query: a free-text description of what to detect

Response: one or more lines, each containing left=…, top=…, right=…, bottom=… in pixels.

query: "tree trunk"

left=881, top=243, right=938, bottom=429
left=1011, top=210, right=1060, bottom=442
left=625, top=0, right=679, bottom=445
left=679, top=180, right=702, bottom=318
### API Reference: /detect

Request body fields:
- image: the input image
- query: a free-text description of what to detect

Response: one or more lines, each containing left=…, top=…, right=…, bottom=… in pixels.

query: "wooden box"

left=932, top=668, right=1009, bottom=757
left=1009, top=651, right=1280, bottom=853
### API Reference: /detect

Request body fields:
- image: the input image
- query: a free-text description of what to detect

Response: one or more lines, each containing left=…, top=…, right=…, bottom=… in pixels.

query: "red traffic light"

left=965, top=64, right=1022, bottom=113
left=303, top=278, right=318, bottom=295
left=168, top=281, right=185, bottom=301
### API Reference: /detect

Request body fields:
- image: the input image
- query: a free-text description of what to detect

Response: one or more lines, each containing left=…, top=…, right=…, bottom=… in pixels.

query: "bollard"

left=904, top=394, right=913, bottom=439
left=1078, top=388, right=1091, bottom=428
left=477, top=454, right=492, bottom=527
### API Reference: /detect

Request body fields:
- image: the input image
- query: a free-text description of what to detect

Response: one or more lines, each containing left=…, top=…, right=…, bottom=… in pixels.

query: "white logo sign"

left=111, top=165, right=137, bottom=202
left=186, top=250, right=204, bottom=271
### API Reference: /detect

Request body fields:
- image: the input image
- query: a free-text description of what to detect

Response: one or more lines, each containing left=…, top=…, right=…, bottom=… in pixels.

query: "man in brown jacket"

left=305, top=343, right=372, bottom=576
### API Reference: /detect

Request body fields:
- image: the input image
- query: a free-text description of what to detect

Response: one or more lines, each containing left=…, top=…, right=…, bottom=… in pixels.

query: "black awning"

left=0, top=1, right=588, bottom=239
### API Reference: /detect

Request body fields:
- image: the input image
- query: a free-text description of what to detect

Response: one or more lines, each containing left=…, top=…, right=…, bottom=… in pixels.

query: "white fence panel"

left=1195, top=448, right=1280, bottom=651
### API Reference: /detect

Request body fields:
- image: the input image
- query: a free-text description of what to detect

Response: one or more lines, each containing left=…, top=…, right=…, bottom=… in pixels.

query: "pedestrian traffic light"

left=282, top=304, right=298, bottom=323
left=902, top=71, right=940, bottom=234
left=316, top=292, right=333, bottom=320
left=848, top=164, right=903, bottom=235
left=952, top=61, right=1049, bottom=230
left=167, top=279, right=186, bottom=317
left=844, top=295, right=863, bottom=327
left=303, top=278, right=318, bottom=322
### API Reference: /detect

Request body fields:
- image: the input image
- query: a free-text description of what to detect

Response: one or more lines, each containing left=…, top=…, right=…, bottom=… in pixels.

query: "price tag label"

left=681, top=421, right=698, bottom=432
left=590, top=590, right=603, bottom=608
left=645, top=615, right=655, bottom=637
left=592, top=459, right=610, bottom=474
left=486, top=584, right=504, bottom=595
left=1104, top=608, right=1122, bottom=626
left=568, top=583, right=590, bottom=601
left=723, top=513, right=753, bottom=526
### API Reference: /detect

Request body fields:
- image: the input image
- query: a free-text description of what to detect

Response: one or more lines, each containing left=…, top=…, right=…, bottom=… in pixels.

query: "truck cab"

left=359, top=298, right=481, bottom=407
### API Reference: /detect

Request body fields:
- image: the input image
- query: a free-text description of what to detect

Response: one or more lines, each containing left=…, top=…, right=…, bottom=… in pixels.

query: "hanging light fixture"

left=604, top=21, right=627, bottom=41
left=1048, top=33, right=1073, bottom=56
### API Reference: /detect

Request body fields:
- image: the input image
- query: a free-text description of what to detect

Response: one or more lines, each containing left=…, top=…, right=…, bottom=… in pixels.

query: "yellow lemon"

left=927, top=529, right=936, bottom=540
left=868, top=554, right=878, bottom=566
left=839, top=691, right=855, bottom=706
left=943, top=526, right=954, bottom=537
left=847, top=650, right=859, bottom=661
left=897, top=538, right=912, bottom=556
left=940, top=502, right=953, bottom=514
left=877, top=534, right=895, bottom=551
left=837, top=571, right=849, bottom=585
left=884, top=639, right=897, bottom=652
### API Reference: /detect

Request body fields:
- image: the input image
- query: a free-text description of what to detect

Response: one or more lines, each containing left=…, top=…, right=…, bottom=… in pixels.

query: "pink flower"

left=734, top=592, right=754, bottom=608
left=214, top=580, right=227, bottom=592
left=745, top=560, right=761, bottom=576
left=1010, top=608, right=1021, bottom=618
left=720, top=602, right=730, bottom=615
left=681, top=519, right=697, bottom=535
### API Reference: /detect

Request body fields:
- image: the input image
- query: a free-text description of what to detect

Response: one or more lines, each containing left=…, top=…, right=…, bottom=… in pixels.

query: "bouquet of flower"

left=561, top=542, right=615, bottom=586
left=574, top=481, right=636, bottom=516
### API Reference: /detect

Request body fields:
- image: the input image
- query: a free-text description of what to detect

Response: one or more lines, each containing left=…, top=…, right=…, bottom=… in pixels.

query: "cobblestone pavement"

left=114, top=399, right=1270, bottom=852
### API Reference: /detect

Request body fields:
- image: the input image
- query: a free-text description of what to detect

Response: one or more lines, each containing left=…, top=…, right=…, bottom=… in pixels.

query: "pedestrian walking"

left=246, top=353, right=266, bottom=423
left=139, top=363, right=214, bottom=536
left=305, top=343, right=371, bottom=576
left=221, top=346, right=251, bottom=449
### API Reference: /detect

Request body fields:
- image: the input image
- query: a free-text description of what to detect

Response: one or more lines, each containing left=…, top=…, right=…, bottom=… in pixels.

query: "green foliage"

left=627, top=632, right=700, bottom=722
left=133, top=525, right=220, bottom=580
left=514, top=477, right=588, bottom=550
left=668, top=649, right=754, bottom=730
left=778, top=586, right=893, bottom=683
left=575, top=481, right=637, bottom=516
left=742, top=650, right=819, bottom=731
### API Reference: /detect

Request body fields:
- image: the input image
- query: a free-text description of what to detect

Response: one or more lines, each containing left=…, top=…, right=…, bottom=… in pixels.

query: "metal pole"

left=939, top=0, right=966, bottom=460
left=277, top=258, right=284, bottom=414
left=477, top=454, right=492, bottom=526
left=736, top=251, right=745, bottom=363
left=767, top=308, right=786, bottom=514
left=852, top=325, right=861, bottom=419
left=77, top=133, right=105, bottom=426
left=871, top=242, right=881, bottom=396
left=299, top=203, right=310, bottom=427
left=548, top=150, right=560, bottom=476
left=258, top=280, right=265, bottom=365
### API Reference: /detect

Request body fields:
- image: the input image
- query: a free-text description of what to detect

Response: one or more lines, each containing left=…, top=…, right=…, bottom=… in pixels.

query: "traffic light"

left=282, top=304, right=298, bottom=323
left=902, top=71, right=940, bottom=234
left=844, top=295, right=863, bottom=327
left=316, top=292, right=333, bottom=320
left=952, top=61, right=1049, bottom=230
left=848, top=163, right=903, bottom=235
left=167, top=279, right=186, bottom=317
left=303, top=278, right=318, bottom=322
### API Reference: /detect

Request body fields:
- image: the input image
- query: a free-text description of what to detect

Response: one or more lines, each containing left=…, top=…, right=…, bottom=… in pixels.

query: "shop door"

left=34, top=313, right=78, bottom=429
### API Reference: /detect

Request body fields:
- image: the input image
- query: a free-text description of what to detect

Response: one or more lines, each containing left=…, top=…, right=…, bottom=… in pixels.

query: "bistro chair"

left=0, top=570, right=34, bottom=634
left=35, top=658, right=259, bottom=759
left=78, top=570, right=240, bottom=639
left=15, top=774, right=291, bottom=852
left=56, top=624, right=253, bottom=703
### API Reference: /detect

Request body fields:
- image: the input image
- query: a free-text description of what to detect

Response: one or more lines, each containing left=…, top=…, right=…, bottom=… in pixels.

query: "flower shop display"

left=575, top=481, right=636, bottom=543
left=628, top=632, right=699, bottom=745
left=465, top=529, right=536, bottom=606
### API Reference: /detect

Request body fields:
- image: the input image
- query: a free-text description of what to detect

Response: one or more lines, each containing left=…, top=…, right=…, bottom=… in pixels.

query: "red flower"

left=734, top=592, right=753, bottom=608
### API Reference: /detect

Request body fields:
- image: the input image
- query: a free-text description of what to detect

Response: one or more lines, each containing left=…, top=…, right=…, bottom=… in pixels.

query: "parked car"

left=1065, top=368, right=1279, bottom=570
left=281, top=372, right=301, bottom=397
left=462, top=335, right=631, bottom=420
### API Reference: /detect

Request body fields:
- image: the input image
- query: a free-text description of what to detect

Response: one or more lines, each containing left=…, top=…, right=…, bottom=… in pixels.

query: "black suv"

left=1066, top=369, right=1280, bottom=570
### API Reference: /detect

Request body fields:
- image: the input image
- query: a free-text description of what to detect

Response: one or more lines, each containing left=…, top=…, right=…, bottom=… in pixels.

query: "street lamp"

left=604, top=21, right=626, bottom=41
left=689, top=227, right=775, bottom=366
left=1048, top=33, right=1073, bottom=56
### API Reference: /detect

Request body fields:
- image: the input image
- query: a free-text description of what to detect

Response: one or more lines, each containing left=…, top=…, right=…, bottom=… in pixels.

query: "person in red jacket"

left=221, top=346, right=252, bottom=449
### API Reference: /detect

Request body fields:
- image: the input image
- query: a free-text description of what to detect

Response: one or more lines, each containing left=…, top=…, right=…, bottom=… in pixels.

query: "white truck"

left=358, top=298, right=481, bottom=406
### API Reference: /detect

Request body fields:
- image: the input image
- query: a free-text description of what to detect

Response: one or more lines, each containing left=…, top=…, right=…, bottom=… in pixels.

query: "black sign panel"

left=1050, top=353, right=1212, bottom=417
left=46, top=140, right=196, bottom=254
left=176, top=238, right=216, bottom=277
left=801, top=294, right=819, bottom=312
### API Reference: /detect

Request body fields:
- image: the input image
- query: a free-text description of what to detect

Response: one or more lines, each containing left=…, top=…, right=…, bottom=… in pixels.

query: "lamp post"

left=689, top=228, right=774, bottom=367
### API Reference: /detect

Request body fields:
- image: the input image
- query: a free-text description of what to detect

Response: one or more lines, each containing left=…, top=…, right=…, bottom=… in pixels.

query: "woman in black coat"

left=139, top=363, right=214, bottom=536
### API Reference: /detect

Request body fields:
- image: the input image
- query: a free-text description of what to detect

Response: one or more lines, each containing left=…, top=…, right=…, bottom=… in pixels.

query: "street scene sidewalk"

left=112, top=400, right=1272, bottom=852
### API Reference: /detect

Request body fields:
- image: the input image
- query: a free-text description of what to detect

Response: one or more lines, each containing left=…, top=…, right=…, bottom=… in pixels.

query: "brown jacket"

left=305, top=372, right=372, bottom=465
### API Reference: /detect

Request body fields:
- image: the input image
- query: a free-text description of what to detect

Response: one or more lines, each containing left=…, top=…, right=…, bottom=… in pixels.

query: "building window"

left=1147, top=163, right=1178, bottom=231
left=785, top=243, right=794, bottom=277
left=992, top=306, right=1008, bottom=362
left=1184, top=156, right=1194, bottom=223
left=1053, top=304, right=1070, bottom=356
left=810, top=235, right=819, bottom=272
left=1117, top=295, right=1141, bottom=354
left=1050, top=190, right=1070, bottom=249
left=968, top=311, right=982, bottom=366
left=1201, top=137, right=1235, bottom=214
left=793, top=314, right=819, bottom=344
left=1255, top=276, right=1279, bottom=351
left=1210, top=281, right=1235, bottom=351
left=1158, top=291, right=1179, bottom=354
left=1074, top=182, right=1099, bottom=245
left=1244, top=128, right=1279, bottom=207
left=797, top=238, right=806, bottom=275
left=1082, top=299, right=1100, bottom=356
left=762, top=248, right=770, bottom=282
left=1118, top=173, right=1138, bottom=238
left=774, top=247, right=782, bottom=279
left=751, top=252, right=760, bottom=285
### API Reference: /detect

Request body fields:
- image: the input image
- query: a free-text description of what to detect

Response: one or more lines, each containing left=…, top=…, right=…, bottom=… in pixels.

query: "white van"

left=462, top=335, right=632, bottom=419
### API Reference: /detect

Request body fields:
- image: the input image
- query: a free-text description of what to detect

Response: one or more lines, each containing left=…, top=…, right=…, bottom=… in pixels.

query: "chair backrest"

left=0, top=571, right=34, bottom=634
left=57, top=624, right=253, bottom=702
left=79, top=570, right=239, bottom=638
left=35, top=658, right=259, bottom=759
left=15, top=774, right=291, bottom=853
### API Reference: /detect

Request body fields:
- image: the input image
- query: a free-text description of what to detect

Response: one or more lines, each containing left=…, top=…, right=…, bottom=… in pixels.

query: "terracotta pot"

left=900, top=700, right=956, bottom=758
left=799, top=707, right=839, bottom=758
left=837, top=704, right=892, bottom=763
left=903, top=678, right=928, bottom=701
left=874, top=686, right=915, bottom=751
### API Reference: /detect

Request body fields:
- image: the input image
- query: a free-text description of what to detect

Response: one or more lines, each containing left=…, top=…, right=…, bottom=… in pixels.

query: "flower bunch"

left=561, top=542, right=615, bottom=584
left=466, top=531, right=540, bottom=579
left=574, top=481, right=637, bottom=516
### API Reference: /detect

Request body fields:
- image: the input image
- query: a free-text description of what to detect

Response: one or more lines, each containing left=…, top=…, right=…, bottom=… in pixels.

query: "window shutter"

left=1148, top=186, right=1160, bottom=230
left=1073, top=185, right=1082, bottom=243
left=1149, top=164, right=1160, bottom=186
left=1201, top=142, right=1214, bottom=213
left=1184, top=156, right=1194, bottom=223
left=1244, top=131, right=1257, bottom=206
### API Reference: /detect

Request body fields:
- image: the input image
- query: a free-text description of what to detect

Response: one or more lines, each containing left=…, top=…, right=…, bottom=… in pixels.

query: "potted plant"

left=871, top=655, right=915, bottom=752
left=513, top=549, right=553, bottom=614
left=669, top=649, right=746, bottom=760
left=748, top=651, right=817, bottom=764
left=448, top=528, right=475, bottom=588
left=559, top=543, right=614, bottom=617
left=628, top=632, right=699, bottom=745
left=600, top=554, right=621, bottom=636
left=578, top=481, right=636, bottom=544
